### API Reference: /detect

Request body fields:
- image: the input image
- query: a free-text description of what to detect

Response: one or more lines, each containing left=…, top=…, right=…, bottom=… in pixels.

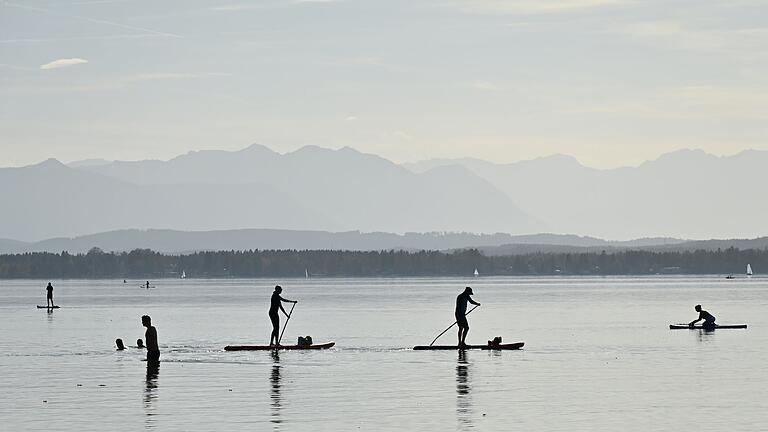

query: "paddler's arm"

left=469, top=297, right=481, bottom=306
left=689, top=317, right=702, bottom=327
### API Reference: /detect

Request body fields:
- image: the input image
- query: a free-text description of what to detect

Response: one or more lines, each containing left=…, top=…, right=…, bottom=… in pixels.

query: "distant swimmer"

left=142, top=315, right=160, bottom=362
left=116, top=338, right=126, bottom=351
left=455, top=287, right=480, bottom=346
left=137, top=339, right=145, bottom=349
left=269, top=285, right=297, bottom=346
left=45, top=282, right=54, bottom=307
left=689, top=305, right=716, bottom=329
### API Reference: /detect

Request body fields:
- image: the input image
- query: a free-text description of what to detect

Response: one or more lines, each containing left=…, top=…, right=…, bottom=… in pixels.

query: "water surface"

left=1, top=277, right=766, bottom=431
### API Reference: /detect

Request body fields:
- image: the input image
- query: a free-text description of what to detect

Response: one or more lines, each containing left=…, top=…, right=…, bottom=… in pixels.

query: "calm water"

left=1, top=276, right=766, bottom=431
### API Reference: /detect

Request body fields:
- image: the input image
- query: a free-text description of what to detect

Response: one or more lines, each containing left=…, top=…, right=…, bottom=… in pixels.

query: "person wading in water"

left=142, top=315, right=160, bottom=363
left=455, top=287, right=480, bottom=346
left=269, top=285, right=297, bottom=346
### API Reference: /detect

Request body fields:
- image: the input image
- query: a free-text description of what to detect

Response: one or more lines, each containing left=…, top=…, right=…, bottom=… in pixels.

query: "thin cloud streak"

left=4, top=1, right=183, bottom=38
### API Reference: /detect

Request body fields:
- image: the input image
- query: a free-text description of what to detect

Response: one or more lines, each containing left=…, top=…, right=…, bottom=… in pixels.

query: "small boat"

left=413, top=342, right=524, bottom=350
left=473, top=268, right=479, bottom=277
left=669, top=324, right=747, bottom=330
left=747, top=264, right=753, bottom=278
left=181, top=270, right=186, bottom=279
left=37, top=305, right=60, bottom=309
left=305, top=268, right=309, bottom=278
left=725, top=274, right=735, bottom=279
left=224, top=342, right=335, bottom=351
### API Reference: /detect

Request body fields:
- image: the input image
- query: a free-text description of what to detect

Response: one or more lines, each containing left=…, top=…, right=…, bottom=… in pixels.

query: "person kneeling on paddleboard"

left=689, top=305, right=716, bottom=329
left=269, top=285, right=297, bottom=346
left=456, top=287, right=480, bottom=347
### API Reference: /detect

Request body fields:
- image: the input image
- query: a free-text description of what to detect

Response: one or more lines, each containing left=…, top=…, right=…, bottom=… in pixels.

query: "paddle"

left=278, top=302, right=296, bottom=344
left=429, top=304, right=480, bottom=346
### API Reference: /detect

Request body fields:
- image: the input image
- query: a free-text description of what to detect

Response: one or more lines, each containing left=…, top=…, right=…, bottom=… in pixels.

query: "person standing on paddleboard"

left=456, top=287, right=480, bottom=346
left=45, top=282, right=54, bottom=307
left=689, top=305, right=716, bottom=329
left=269, top=285, right=297, bottom=346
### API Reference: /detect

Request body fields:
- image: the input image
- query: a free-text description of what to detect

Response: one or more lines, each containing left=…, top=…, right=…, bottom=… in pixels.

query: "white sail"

left=473, top=268, right=479, bottom=277
left=181, top=270, right=186, bottom=279
left=747, top=264, right=753, bottom=276
left=305, top=268, right=309, bottom=278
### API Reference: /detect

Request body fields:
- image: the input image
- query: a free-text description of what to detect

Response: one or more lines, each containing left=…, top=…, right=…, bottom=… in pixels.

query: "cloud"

left=40, top=58, right=89, bottom=70
left=450, top=0, right=626, bottom=14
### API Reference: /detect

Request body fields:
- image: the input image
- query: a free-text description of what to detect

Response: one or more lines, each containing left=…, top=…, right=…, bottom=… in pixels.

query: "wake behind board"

left=224, top=342, right=335, bottom=351
left=37, top=305, right=60, bottom=309
left=669, top=324, right=747, bottom=329
left=413, top=342, right=524, bottom=350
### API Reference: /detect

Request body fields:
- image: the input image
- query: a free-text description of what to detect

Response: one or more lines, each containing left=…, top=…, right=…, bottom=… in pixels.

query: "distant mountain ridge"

left=2, top=227, right=766, bottom=256
left=405, top=149, right=768, bottom=239
left=3, top=143, right=767, bottom=241
left=0, top=145, right=541, bottom=241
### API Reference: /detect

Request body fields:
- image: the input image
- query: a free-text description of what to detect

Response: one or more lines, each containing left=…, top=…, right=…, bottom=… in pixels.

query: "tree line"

left=0, top=247, right=765, bottom=278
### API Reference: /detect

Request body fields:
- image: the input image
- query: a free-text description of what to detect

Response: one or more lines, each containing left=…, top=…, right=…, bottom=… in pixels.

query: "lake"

left=1, top=276, right=766, bottom=431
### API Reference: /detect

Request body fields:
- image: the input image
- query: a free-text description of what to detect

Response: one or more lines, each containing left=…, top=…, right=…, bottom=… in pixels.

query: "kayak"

left=413, top=342, right=524, bottom=350
left=669, top=324, right=747, bottom=329
left=224, top=342, right=335, bottom=351
left=37, top=305, right=60, bottom=309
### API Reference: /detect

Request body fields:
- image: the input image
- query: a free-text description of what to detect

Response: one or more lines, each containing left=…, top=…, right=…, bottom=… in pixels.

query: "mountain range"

left=2, top=228, right=767, bottom=256
left=1, top=144, right=767, bottom=242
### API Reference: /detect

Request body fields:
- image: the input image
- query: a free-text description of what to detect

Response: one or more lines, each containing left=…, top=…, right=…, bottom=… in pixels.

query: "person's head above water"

left=695, top=305, right=702, bottom=312
left=464, top=287, right=473, bottom=295
left=142, top=315, right=152, bottom=327
left=115, top=338, right=126, bottom=350
left=274, top=285, right=282, bottom=294
left=137, top=338, right=145, bottom=348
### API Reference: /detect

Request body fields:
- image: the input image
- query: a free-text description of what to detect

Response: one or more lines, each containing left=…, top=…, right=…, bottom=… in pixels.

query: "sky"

left=1, top=0, right=767, bottom=168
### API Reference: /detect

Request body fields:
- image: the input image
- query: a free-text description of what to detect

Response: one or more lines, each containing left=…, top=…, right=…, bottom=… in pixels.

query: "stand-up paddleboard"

left=224, top=342, right=335, bottom=351
left=414, top=342, right=524, bottom=350
left=139, top=285, right=156, bottom=289
left=37, top=305, right=60, bottom=309
left=669, top=324, right=747, bottom=329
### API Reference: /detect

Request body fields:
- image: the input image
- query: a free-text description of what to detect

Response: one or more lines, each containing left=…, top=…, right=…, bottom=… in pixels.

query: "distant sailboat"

left=305, top=268, right=309, bottom=279
left=747, top=264, right=753, bottom=278
left=473, top=268, right=479, bottom=277
left=181, top=270, right=186, bottom=279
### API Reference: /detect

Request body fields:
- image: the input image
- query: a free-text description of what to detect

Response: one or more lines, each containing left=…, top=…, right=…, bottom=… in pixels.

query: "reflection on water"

left=696, top=328, right=717, bottom=342
left=456, top=350, right=472, bottom=430
left=145, top=361, right=160, bottom=429
left=46, top=308, right=54, bottom=322
left=271, top=350, right=282, bottom=429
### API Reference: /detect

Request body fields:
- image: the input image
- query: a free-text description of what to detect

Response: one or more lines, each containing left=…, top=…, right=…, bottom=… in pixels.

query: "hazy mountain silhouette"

left=2, top=146, right=541, bottom=240
left=405, top=149, right=768, bottom=239
left=0, top=228, right=684, bottom=254
left=3, top=227, right=767, bottom=255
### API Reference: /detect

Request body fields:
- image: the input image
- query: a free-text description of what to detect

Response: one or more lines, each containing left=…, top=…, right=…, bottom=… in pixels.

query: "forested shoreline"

left=0, top=247, right=765, bottom=278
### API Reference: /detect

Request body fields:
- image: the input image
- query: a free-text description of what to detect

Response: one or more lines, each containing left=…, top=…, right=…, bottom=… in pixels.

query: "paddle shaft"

left=429, top=304, right=480, bottom=346
left=278, top=302, right=296, bottom=344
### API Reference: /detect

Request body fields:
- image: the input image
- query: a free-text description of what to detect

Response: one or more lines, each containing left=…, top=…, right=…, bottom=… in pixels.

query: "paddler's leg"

left=269, top=312, right=280, bottom=345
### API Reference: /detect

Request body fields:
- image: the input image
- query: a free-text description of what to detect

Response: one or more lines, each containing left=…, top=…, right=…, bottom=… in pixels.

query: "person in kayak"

left=456, top=287, right=480, bottom=346
left=142, top=315, right=160, bottom=363
left=269, top=285, right=297, bottom=346
left=45, top=282, right=54, bottom=307
left=689, top=305, right=716, bottom=328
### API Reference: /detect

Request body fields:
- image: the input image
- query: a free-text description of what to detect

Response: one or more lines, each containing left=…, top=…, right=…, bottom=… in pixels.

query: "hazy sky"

left=2, top=0, right=767, bottom=168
